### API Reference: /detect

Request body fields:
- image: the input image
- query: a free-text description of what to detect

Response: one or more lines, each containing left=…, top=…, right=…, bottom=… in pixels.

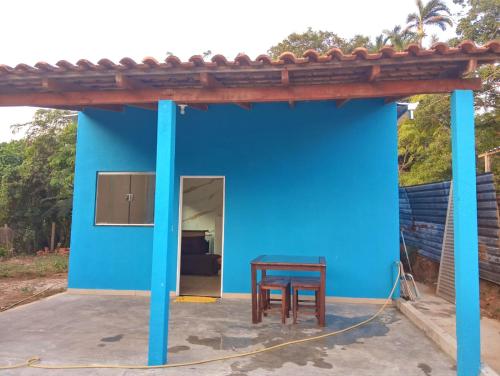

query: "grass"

left=0, top=254, right=68, bottom=278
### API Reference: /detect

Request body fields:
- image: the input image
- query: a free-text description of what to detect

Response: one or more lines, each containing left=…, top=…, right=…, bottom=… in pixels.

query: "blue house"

left=0, top=40, right=498, bottom=375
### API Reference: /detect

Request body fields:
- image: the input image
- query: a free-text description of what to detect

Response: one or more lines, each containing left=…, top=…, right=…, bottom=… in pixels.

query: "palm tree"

left=383, top=25, right=417, bottom=51
left=373, top=34, right=390, bottom=52
left=406, top=0, right=453, bottom=46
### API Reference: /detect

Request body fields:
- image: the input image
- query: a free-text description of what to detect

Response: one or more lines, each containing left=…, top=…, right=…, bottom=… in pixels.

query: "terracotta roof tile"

left=0, top=41, right=497, bottom=100
left=211, top=54, right=228, bottom=66
left=142, top=57, right=160, bottom=68
left=97, top=58, right=118, bottom=69
left=165, top=55, right=181, bottom=67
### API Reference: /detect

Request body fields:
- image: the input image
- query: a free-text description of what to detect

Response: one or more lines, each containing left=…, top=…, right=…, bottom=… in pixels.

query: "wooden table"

left=250, top=255, right=326, bottom=326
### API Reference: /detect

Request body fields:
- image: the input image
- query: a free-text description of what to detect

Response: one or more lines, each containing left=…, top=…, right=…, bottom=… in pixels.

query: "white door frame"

left=176, top=176, right=225, bottom=297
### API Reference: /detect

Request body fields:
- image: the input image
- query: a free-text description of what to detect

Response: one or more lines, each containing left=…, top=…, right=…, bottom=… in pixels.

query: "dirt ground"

left=0, top=275, right=67, bottom=311
left=409, top=252, right=500, bottom=320
left=0, top=254, right=68, bottom=311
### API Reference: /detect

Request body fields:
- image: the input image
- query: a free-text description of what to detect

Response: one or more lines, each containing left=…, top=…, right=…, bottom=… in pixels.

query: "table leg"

left=319, top=266, right=326, bottom=326
left=251, top=264, right=258, bottom=324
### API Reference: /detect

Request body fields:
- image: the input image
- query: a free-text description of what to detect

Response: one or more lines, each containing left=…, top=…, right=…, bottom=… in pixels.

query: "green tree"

left=399, top=94, right=453, bottom=185
left=453, top=0, right=499, bottom=44
left=383, top=25, right=417, bottom=50
left=406, top=0, right=453, bottom=46
left=267, top=28, right=375, bottom=58
left=0, top=110, right=76, bottom=252
left=268, top=28, right=349, bottom=58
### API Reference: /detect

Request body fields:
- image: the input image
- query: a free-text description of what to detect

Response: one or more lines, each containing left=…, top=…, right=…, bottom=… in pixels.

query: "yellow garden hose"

left=0, top=263, right=401, bottom=371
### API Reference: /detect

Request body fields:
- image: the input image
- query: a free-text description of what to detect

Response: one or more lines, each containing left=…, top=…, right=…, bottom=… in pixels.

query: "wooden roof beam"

left=461, top=58, right=478, bottom=77
left=368, top=65, right=381, bottom=82
left=85, top=104, right=125, bottom=112
left=336, top=99, right=350, bottom=108
left=42, top=78, right=80, bottom=92
left=189, top=103, right=209, bottom=111
left=235, top=102, right=252, bottom=110
left=128, top=103, right=157, bottom=111
left=115, top=73, right=146, bottom=90
left=200, top=72, right=220, bottom=88
left=281, top=70, right=290, bottom=86
left=384, top=96, right=406, bottom=104
left=0, top=78, right=482, bottom=107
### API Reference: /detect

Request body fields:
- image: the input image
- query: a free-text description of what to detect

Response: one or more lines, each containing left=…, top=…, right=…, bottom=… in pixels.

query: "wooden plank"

left=199, top=72, right=220, bottom=88
left=85, top=104, right=124, bottom=112
left=368, top=65, right=381, bottom=82
left=462, top=59, right=477, bottom=76
left=235, top=102, right=252, bottom=110
left=115, top=73, right=145, bottom=90
left=42, top=78, right=79, bottom=92
left=0, top=78, right=482, bottom=107
left=188, top=103, right=209, bottom=111
left=128, top=103, right=157, bottom=111
left=336, top=99, right=350, bottom=108
left=281, top=70, right=290, bottom=86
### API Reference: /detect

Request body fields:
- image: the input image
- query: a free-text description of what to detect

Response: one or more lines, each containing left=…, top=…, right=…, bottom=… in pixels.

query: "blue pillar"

left=451, top=90, right=481, bottom=376
left=148, top=100, right=177, bottom=365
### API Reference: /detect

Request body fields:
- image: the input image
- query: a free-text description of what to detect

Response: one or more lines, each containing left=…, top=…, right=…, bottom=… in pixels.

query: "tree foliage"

left=453, top=0, right=500, bottom=44
left=0, top=110, right=76, bottom=253
left=268, top=28, right=379, bottom=58
left=267, top=0, right=498, bottom=187
left=406, top=0, right=453, bottom=45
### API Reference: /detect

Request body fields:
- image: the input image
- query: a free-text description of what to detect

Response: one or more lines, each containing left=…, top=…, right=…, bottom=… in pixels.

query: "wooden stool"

left=258, top=276, right=291, bottom=324
left=291, top=277, right=321, bottom=325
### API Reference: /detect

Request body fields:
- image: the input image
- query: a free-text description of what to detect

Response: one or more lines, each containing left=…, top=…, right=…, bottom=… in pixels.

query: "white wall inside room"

left=182, top=178, right=223, bottom=254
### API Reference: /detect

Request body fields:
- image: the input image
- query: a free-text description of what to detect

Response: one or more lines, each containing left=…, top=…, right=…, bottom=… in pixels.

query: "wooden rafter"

left=42, top=78, right=80, bottom=92
left=85, top=104, right=124, bottom=112
left=281, top=70, right=290, bottom=86
left=384, top=96, right=405, bottom=104
left=235, top=102, right=252, bottom=110
left=188, top=103, right=209, bottom=111
left=462, top=58, right=478, bottom=76
left=115, top=73, right=145, bottom=90
left=336, top=99, right=350, bottom=108
left=128, top=103, right=157, bottom=111
left=368, top=65, right=381, bottom=82
left=0, top=78, right=481, bottom=107
left=199, top=72, right=220, bottom=88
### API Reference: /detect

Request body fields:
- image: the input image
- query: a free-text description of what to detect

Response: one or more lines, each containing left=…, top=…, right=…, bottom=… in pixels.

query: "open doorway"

left=177, top=177, right=224, bottom=297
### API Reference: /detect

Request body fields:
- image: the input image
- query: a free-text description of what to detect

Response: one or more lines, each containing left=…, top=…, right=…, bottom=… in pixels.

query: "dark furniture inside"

left=181, top=230, right=220, bottom=276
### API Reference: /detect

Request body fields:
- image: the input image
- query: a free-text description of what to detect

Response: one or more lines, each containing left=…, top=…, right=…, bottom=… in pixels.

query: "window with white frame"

left=95, top=172, right=155, bottom=225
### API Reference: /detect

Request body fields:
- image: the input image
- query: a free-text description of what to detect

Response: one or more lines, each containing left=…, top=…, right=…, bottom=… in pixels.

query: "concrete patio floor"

left=0, top=293, right=457, bottom=375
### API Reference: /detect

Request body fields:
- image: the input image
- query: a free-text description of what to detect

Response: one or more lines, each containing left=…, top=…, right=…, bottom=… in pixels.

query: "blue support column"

left=148, top=100, right=177, bottom=365
left=451, top=90, right=481, bottom=376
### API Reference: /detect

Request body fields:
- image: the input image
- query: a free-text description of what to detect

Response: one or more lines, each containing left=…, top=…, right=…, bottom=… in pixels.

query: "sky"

left=0, top=0, right=462, bottom=142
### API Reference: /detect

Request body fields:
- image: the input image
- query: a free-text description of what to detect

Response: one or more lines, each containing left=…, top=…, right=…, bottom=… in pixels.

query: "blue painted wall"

left=69, top=100, right=399, bottom=298
left=68, top=107, right=157, bottom=290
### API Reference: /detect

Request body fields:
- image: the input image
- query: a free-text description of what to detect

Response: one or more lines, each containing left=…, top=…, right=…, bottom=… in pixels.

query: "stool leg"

left=281, top=287, right=286, bottom=324
left=315, top=290, right=319, bottom=321
left=258, top=286, right=264, bottom=322
left=285, top=285, right=290, bottom=318
left=293, top=288, right=298, bottom=324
